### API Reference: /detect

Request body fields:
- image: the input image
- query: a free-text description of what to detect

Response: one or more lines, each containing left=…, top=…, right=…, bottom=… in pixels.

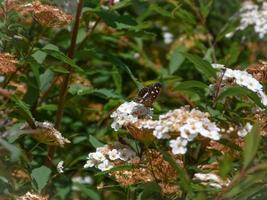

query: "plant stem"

left=54, top=0, right=84, bottom=129
left=47, top=0, right=84, bottom=164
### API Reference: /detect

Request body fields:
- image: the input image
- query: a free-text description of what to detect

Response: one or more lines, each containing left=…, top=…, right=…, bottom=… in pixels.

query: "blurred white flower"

left=169, top=137, right=188, bottom=155
left=194, top=172, right=230, bottom=189
left=108, top=149, right=120, bottom=160
left=72, top=176, right=93, bottom=185
left=237, top=122, right=253, bottom=137
left=57, top=161, right=64, bottom=174
left=230, top=1, right=267, bottom=39
left=97, top=159, right=113, bottom=171
left=163, top=32, right=174, bottom=44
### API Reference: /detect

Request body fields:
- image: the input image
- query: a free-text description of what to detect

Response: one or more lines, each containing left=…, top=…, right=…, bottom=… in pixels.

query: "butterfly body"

left=134, top=83, right=162, bottom=107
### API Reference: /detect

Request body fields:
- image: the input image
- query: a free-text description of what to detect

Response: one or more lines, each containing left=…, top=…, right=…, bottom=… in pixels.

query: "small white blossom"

left=237, top=122, right=253, bottom=137
left=169, top=137, right=188, bottom=155
left=108, top=149, right=120, bottom=160
left=194, top=172, right=230, bottom=189
left=57, top=161, right=64, bottom=174
left=72, top=176, right=93, bottom=185
left=91, top=152, right=106, bottom=162
left=97, top=159, right=113, bottom=171
left=163, top=32, right=174, bottom=44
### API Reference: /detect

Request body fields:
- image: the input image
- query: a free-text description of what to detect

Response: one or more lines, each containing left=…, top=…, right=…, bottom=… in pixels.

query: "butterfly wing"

left=134, top=83, right=162, bottom=107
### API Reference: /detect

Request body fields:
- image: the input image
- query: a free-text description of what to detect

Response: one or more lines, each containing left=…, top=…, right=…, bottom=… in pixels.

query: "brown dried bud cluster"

left=110, top=149, right=181, bottom=194
left=16, top=1, right=72, bottom=28
left=0, top=53, right=17, bottom=74
left=17, top=192, right=48, bottom=200
left=11, top=168, right=31, bottom=182
left=248, top=60, right=267, bottom=84
left=254, top=111, right=267, bottom=136
left=22, top=121, right=70, bottom=146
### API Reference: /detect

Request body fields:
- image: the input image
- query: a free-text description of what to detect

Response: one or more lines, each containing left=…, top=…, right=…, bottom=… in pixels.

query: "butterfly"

left=134, top=82, right=162, bottom=107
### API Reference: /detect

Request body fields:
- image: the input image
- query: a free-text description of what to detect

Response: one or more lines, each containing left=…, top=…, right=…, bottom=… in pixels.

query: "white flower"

left=237, top=122, right=253, bottom=137
left=163, top=32, right=174, bottom=44
left=230, top=1, right=267, bottom=39
left=153, top=124, right=170, bottom=139
left=97, top=159, right=113, bottom=171
left=217, top=66, right=267, bottom=107
left=194, top=173, right=230, bottom=188
left=72, top=176, right=93, bottom=185
left=57, top=161, right=64, bottom=174
left=258, top=91, right=267, bottom=106
left=179, top=122, right=200, bottom=141
left=90, top=152, right=106, bottom=162
left=108, top=149, right=120, bottom=160
left=84, top=159, right=97, bottom=168
left=110, top=101, right=152, bottom=131
left=169, top=137, right=188, bottom=155
left=211, top=63, right=225, bottom=69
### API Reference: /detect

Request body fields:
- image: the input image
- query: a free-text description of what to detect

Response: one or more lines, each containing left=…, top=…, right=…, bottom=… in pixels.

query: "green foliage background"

left=0, top=0, right=267, bottom=199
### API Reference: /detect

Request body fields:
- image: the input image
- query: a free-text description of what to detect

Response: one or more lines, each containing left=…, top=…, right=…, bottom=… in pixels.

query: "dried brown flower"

left=110, top=149, right=181, bottom=194
left=254, top=111, right=267, bottom=136
left=11, top=168, right=31, bottom=181
left=22, top=121, right=70, bottom=146
left=17, top=192, right=48, bottom=200
left=248, top=60, right=267, bottom=84
left=18, top=1, right=73, bottom=28
left=0, top=53, right=17, bottom=74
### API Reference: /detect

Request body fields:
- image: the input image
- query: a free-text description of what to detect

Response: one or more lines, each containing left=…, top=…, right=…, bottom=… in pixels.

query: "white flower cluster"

left=84, top=143, right=139, bottom=171
left=228, top=1, right=267, bottom=39
left=237, top=122, right=253, bottom=137
left=194, top=173, right=230, bottom=189
left=212, top=64, right=267, bottom=106
left=137, top=107, right=221, bottom=155
left=110, top=101, right=153, bottom=131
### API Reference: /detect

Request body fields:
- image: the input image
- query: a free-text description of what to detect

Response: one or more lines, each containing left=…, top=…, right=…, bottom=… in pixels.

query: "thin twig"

left=54, top=0, right=84, bottom=129
left=47, top=0, right=84, bottom=164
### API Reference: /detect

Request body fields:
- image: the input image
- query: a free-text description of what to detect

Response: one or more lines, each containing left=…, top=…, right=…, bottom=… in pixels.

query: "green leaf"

left=216, top=86, right=263, bottom=108
left=200, top=0, right=213, bottom=19
left=89, top=135, right=104, bottom=148
left=32, top=50, right=47, bottom=64
left=10, top=95, right=36, bottom=128
left=151, top=4, right=173, bottom=18
left=49, top=66, right=70, bottom=74
left=31, top=166, right=51, bottom=193
left=168, top=47, right=185, bottom=74
left=112, top=66, right=122, bottom=94
left=97, top=9, right=137, bottom=30
left=69, top=84, right=122, bottom=99
left=175, top=81, right=208, bottom=90
left=137, top=182, right=162, bottom=200
left=181, top=52, right=217, bottom=80
left=0, top=138, right=21, bottom=161
left=107, top=54, right=142, bottom=89
left=40, top=69, right=54, bottom=92
left=42, top=45, right=83, bottom=73
left=243, top=124, right=261, bottom=169
left=74, top=184, right=101, bottom=200
left=219, top=154, right=233, bottom=177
